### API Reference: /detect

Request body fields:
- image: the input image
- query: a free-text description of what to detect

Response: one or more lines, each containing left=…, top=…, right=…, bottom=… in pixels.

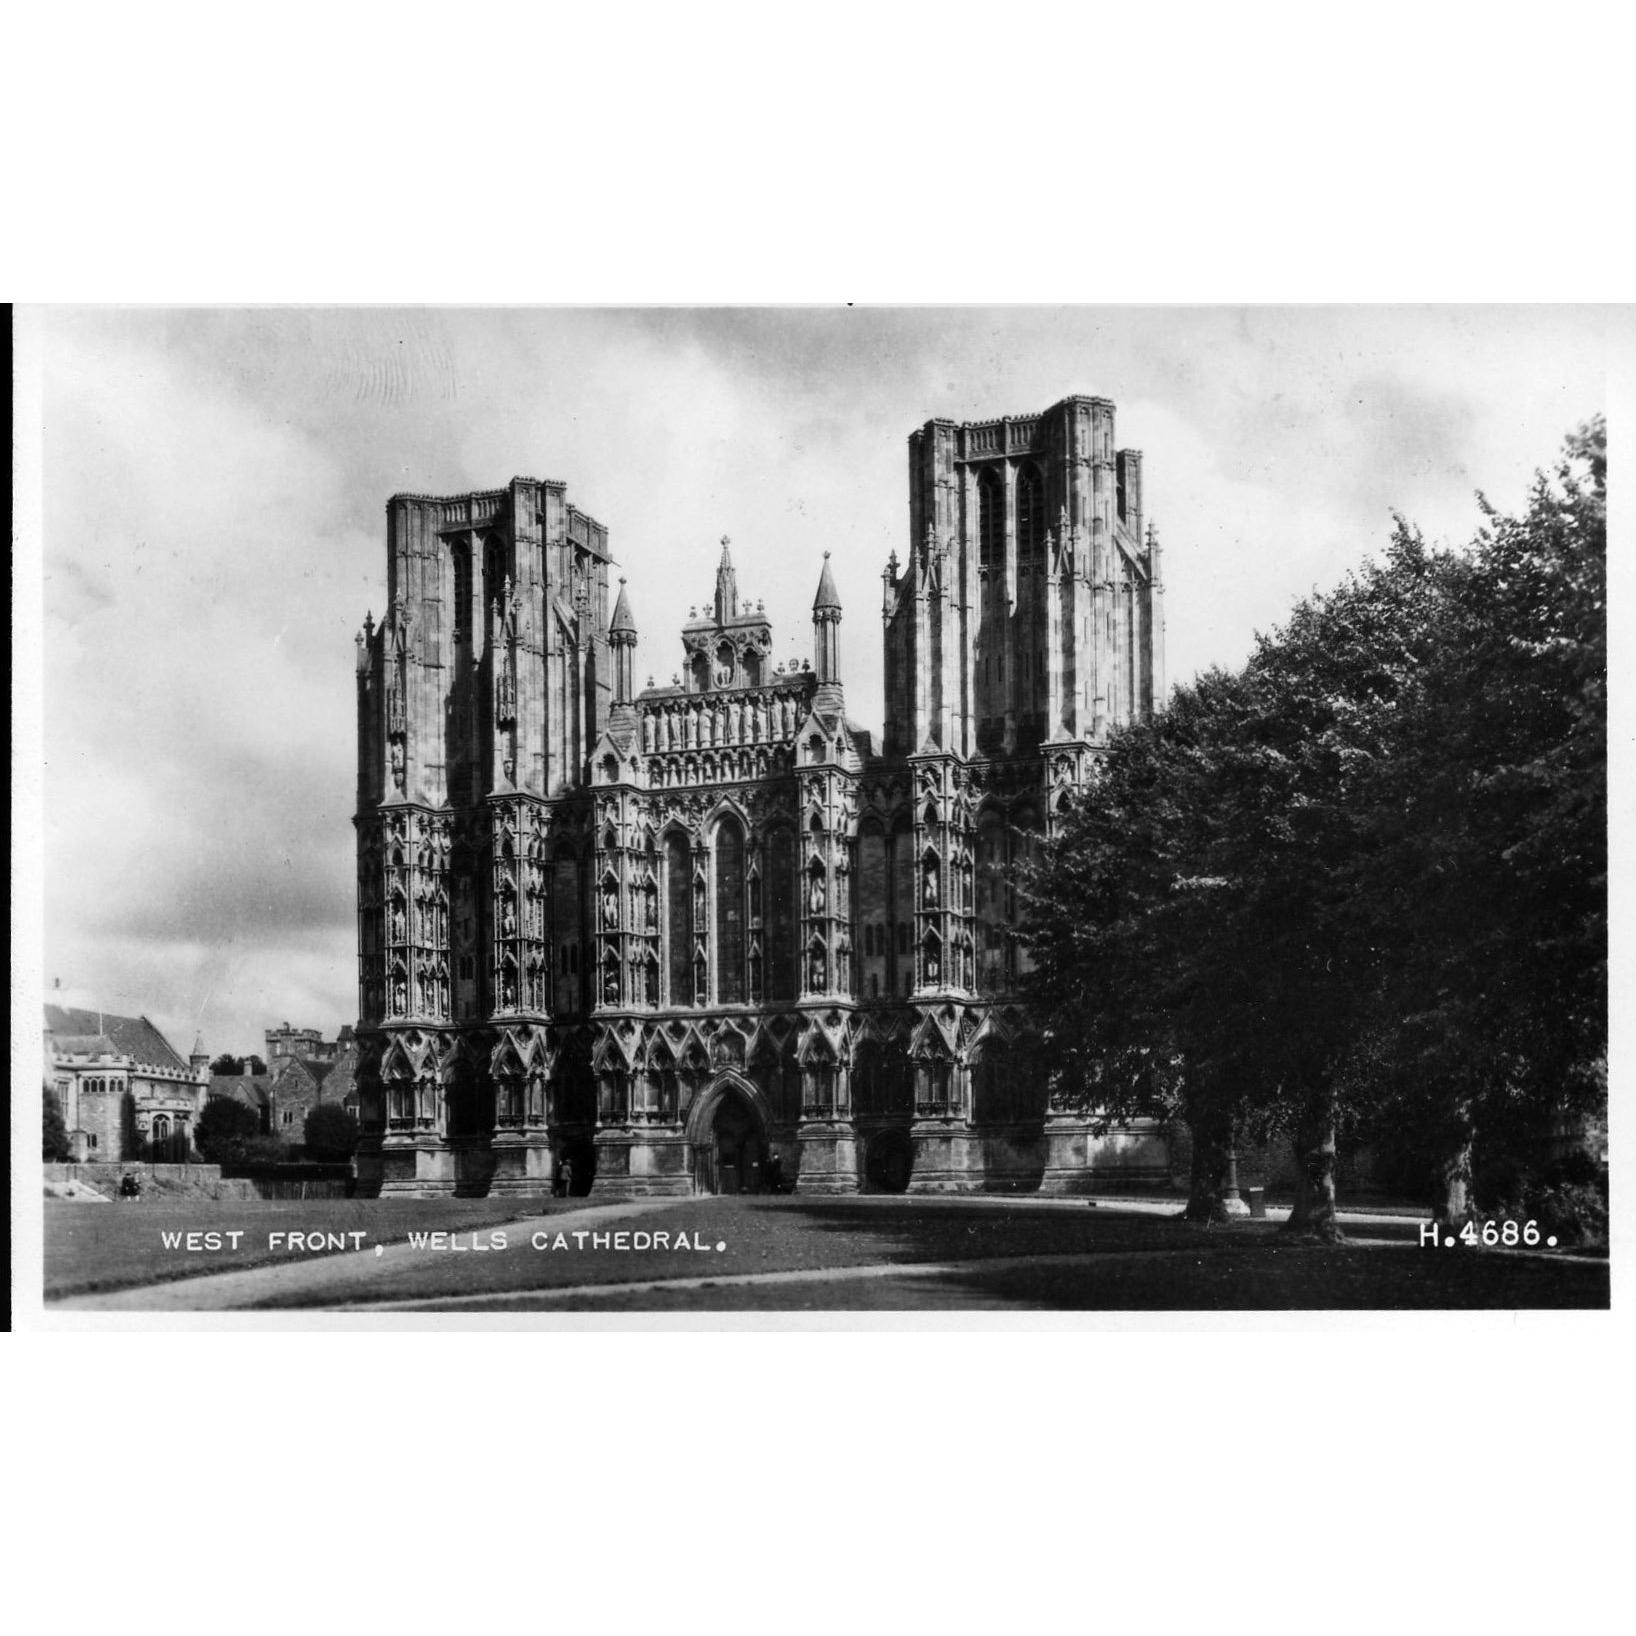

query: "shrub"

left=1526, top=1155, right=1609, bottom=1248
left=303, top=1103, right=359, bottom=1163
left=237, top=1136, right=294, bottom=1166
left=194, top=1096, right=263, bottom=1164
left=43, top=1089, right=71, bottom=1161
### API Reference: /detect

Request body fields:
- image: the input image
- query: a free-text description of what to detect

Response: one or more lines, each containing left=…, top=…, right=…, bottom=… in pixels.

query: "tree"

left=194, top=1095, right=262, bottom=1164
left=303, top=1103, right=359, bottom=1163
left=1024, top=668, right=1276, bottom=1222
left=43, top=1089, right=71, bottom=1161
left=209, top=1053, right=267, bottom=1076
left=1349, top=419, right=1606, bottom=1220
left=1025, top=422, right=1606, bottom=1241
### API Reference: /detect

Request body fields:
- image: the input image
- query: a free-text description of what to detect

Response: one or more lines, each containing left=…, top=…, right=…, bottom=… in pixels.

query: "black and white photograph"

left=18, top=305, right=1617, bottom=1318
left=8, top=15, right=1632, bottom=1636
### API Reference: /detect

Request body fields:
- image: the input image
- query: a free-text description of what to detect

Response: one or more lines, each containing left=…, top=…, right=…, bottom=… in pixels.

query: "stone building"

left=265, top=1022, right=340, bottom=1066
left=209, top=1026, right=360, bottom=1147
left=352, top=396, right=1166, bottom=1196
left=44, top=1005, right=210, bottom=1161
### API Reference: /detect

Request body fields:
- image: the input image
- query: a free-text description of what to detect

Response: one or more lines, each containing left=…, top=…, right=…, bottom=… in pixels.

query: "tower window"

left=1016, top=464, right=1045, bottom=564
left=978, top=468, right=1003, bottom=574
left=453, top=543, right=472, bottom=646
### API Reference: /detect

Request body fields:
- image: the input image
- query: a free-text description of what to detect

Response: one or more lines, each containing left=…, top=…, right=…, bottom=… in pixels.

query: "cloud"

left=33, top=305, right=1614, bottom=1056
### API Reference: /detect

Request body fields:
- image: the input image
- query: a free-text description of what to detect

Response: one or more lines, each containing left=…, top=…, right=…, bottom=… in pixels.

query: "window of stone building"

left=978, top=468, right=1003, bottom=573
left=484, top=535, right=506, bottom=605
left=1016, top=463, right=1045, bottom=563
left=766, top=827, right=797, bottom=1002
left=89, top=1133, right=98, bottom=1149
left=553, top=846, right=582, bottom=1013
left=453, top=542, right=472, bottom=646
left=715, top=817, right=747, bottom=1004
left=666, top=832, right=693, bottom=1003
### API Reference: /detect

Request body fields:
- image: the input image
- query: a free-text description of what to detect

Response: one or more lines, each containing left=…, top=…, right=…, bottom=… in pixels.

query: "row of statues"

left=642, top=691, right=802, bottom=754
left=647, top=748, right=782, bottom=788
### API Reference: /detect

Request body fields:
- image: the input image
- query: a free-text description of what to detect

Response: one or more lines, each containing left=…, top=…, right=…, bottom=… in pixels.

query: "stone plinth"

left=486, top=1132, right=556, bottom=1197
left=593, top=1125, right=694, bottom=1196
left=362, top=1136, right=457, bottom=1197
left=793, top=1123, right=861, bottom=1194
left=1038, top=1118, right=1174, bottom=1196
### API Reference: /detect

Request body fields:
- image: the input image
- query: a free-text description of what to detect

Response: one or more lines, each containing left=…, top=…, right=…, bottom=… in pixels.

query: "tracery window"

left=766, top=827, right=796, bottom=1002
left=715, top=817, right=747, bottom=1004
left=978, top=467, right=1003, bottom=573
left=1016, top=462, right=1045, bottom=564
left=666, top=832, right=692, bottom=1004
left=452, top=541, right=472, bottom=646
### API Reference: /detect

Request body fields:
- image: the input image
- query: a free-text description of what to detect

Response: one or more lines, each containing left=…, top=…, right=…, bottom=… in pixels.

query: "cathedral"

left=352, top=395, right=1166, bottom=1196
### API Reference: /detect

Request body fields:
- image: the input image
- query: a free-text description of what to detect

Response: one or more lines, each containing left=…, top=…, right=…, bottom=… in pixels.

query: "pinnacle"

left=813, top=551, right=842, bottom=613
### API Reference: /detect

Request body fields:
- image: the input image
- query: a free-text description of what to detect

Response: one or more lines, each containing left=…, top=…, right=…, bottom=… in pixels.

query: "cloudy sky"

left=23, top=305, right=1618, bottom=1060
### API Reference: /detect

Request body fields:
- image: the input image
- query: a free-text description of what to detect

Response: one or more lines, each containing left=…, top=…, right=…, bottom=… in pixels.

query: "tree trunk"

left=1283, top=1106, right=1344, bottom=1243
left=1183, top=1093, right=1236, bottom=1223
left=1184, top=1124, right=1226, bottom=1221
left=1431, top=1106, right=1476, bottom=1228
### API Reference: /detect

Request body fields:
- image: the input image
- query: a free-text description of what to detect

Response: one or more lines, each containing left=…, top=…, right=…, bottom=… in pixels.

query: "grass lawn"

left=46, top=1195, right=1609, bottom=1311
left=43, top=1197, right=559, bottom=1299
left=218, top=1197, right=1606, bottom=1313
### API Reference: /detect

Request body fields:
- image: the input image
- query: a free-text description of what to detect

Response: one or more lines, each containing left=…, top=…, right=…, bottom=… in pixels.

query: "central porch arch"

left=684, top=1070, right=774, bottom=1195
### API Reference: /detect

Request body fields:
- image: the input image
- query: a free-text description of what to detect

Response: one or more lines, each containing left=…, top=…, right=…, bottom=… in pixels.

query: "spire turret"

left=812, top=552, right=843, bottom=694
left=609, top=577, right=637, bottom=705
left=813, top=552, right=841, bottom=613
left=713, top=535, right=738, bottom=624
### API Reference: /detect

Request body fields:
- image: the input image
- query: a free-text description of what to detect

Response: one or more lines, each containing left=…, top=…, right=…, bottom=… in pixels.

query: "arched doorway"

left=686, top=1075, right=772, bottom=1196
left=865, top=1127, right=913, bottom=1193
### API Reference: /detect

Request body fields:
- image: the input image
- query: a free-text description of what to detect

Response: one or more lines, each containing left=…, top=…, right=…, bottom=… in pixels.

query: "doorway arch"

left=685, top=1071, right=773, bottom=1195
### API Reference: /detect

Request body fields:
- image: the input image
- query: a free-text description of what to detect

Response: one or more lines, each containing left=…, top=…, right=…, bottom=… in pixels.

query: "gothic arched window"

left=978, top=467, right=1003, bottom=573
left=665, top=832, right=692, bottom=1004
left=552, top=845, right=581, bottom=1015
left=452, top=541, right=472, bottom=647
left=715, top=817, right=747, bottom=1004
left=1016, top=463, right=1045, bottom=564
left=766, top=826, right=797, bottom=1002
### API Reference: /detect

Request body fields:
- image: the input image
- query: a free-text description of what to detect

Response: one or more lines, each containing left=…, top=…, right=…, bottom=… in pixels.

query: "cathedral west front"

left=352, top=396, right=1167, bottom=1196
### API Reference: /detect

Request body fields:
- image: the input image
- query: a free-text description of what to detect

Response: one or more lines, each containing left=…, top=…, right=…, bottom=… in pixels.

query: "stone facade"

left=352, top=398, right=1168, bottom=1197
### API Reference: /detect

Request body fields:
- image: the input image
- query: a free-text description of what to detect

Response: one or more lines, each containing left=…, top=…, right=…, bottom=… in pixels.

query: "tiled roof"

left=209, top=1074, right=273, bottom=1106
left=45, top=1006, right=190, bottom=1072
left=51, top=1033, right=119, bottom=1057
left=277, top=1056, right=336, bottom=1088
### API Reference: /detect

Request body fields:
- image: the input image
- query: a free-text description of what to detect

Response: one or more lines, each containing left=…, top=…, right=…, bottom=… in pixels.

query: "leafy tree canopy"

left=303, top=1102, right=359, bottom=1163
